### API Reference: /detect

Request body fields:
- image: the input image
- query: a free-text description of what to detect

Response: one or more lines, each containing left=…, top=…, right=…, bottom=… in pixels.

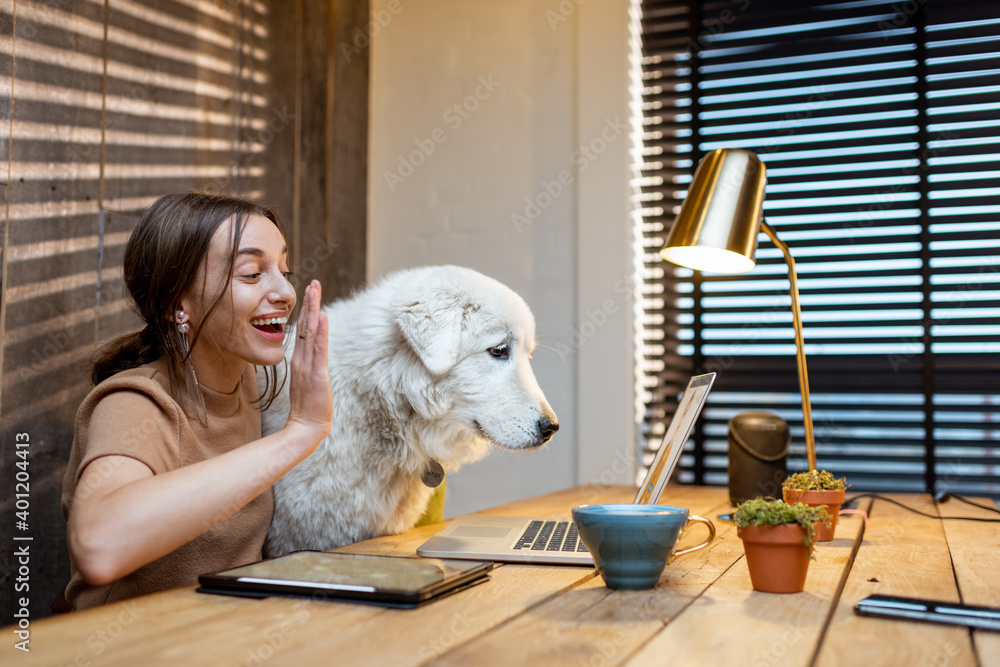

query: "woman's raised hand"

left=286, top=280, right=333, bottom=446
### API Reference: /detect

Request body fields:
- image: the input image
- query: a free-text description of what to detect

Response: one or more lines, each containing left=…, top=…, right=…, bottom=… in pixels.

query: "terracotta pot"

left=738, top=523, right=812, bottom=594
left=782, top=488, right=846, bottom=542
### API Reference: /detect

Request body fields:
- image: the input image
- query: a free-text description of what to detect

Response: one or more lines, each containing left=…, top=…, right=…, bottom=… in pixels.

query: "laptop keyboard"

left=512, top=520, right=589, bottom=553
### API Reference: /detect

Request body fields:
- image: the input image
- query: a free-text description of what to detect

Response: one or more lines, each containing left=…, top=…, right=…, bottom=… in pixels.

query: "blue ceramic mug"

left=572, top=504, right=716, bottom=590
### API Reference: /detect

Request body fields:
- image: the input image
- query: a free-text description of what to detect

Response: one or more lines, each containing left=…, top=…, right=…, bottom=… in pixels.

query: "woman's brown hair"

left=91, top=192, right=289, bottom=412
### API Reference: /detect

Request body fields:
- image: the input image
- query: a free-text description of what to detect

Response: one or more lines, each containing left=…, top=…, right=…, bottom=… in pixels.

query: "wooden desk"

left=5, top=485, right=1000, bottom=666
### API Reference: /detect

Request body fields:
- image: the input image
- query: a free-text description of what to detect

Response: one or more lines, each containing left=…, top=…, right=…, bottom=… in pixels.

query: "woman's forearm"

left=69, top=421, right=321, bottom=585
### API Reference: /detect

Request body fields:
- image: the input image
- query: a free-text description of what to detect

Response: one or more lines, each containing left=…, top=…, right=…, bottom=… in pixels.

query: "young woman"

left=59, top=192, right=332, bottom=610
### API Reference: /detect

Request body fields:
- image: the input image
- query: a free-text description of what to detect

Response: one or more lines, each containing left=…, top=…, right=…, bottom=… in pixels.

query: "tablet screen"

left=209, top=551, right=487, bottom=595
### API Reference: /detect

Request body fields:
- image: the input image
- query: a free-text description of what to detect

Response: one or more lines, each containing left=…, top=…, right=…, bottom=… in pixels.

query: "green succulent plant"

left=782, top=470, right=848, bottom=492
left=733, top=497, right=831, bottom=555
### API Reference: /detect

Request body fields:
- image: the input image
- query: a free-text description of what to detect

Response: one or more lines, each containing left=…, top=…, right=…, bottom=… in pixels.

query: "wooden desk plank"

left=269, top=564, right=595, bottom=666
left=17, top=578, right=393, bottom=667
left=626, top=504, right=868, bottom=667
left=80, top=591, right=383, bottom=667
left=99, top=564, right=591, bottom=667
left=425, top=488, right=733, bottom=667
left=6, top=586, right=234, bottom=666
left=3, top=583, right=378, bottom=666
left=814, top=495, right=976, bottom=667
left=937, top=496, right=1000, bottom=666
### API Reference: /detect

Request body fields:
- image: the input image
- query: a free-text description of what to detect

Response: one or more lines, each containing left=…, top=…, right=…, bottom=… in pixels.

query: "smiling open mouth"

left=250, top=316, right=288, bottom=335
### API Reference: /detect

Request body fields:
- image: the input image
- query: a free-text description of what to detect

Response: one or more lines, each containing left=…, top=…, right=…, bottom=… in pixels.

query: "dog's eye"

left=487, top=345, right=509, bottom=360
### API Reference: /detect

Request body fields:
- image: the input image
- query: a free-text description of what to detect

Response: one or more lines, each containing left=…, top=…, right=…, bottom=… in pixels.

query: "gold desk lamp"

left=659, top=148, right=817, bottom=471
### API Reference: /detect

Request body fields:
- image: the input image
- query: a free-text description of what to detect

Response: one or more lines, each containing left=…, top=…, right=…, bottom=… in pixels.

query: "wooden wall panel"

left=327, top=0, right=369, bottom=298
left=238, top=0, right=372, bottom=299
left=297, top=0, right=335, bottom=292
left=0, top=0, right=368, bottom=621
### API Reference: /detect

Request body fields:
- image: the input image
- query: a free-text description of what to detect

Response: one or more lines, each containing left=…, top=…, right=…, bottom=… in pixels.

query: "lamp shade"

left=659, top=148, right=767, bottom=274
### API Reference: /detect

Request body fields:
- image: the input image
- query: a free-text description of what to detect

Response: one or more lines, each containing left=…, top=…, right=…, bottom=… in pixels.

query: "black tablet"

left=198, top=551, right=493, bottom=608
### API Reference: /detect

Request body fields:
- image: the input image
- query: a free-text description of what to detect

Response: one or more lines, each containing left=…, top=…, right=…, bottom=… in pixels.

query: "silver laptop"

left=415, top=372, right=716, bottom=565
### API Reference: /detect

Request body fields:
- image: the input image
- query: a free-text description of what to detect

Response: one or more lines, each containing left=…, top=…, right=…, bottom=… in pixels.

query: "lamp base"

left=728, top=412, right=789, bottom=505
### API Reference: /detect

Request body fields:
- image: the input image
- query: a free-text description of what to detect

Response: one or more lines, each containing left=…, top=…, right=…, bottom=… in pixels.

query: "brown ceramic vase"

left=782, top=488, right=846, bottom=542
left=738, top=523, right=812, bottom=594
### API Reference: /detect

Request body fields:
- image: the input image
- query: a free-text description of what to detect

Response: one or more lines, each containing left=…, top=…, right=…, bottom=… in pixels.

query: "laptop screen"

left=633, top=372, right=716, bottom=504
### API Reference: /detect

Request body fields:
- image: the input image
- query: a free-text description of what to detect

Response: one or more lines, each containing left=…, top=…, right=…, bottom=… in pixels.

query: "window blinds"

left=635, top=0, right=1000, bottom=495
left=1, top=0, right=272, bottom=436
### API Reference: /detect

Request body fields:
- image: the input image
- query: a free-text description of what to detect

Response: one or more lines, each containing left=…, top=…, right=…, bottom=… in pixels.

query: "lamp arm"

left=761, top=220, right=817, bottom=471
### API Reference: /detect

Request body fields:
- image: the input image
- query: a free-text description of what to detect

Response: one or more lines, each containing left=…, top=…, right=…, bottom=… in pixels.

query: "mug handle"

left=670, top=515, right=716, bottom=561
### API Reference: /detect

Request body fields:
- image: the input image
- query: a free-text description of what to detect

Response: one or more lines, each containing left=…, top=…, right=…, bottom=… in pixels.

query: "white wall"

left=368, top=0, right=635, bottom=516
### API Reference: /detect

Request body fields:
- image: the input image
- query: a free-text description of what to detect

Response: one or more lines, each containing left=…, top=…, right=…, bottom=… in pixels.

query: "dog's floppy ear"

left=395, top=300, right=464, bottom=376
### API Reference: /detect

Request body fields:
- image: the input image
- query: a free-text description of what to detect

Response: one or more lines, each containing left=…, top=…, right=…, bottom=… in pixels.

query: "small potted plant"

left=734, top=497, right=829, bottom=594
left=781, top=470, right=848, bottom=542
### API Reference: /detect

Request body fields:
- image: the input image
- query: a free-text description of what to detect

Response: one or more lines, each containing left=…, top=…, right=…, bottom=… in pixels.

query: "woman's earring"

left=176, top=310, right=207, bottom=421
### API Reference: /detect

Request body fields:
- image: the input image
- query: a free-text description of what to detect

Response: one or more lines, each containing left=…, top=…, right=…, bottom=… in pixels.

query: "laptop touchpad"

left=451, top=525, right=513, bottom=539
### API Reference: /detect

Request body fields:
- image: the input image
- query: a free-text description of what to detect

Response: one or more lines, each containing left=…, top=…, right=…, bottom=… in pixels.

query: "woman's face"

left=181, top=213, right=296, bottom=384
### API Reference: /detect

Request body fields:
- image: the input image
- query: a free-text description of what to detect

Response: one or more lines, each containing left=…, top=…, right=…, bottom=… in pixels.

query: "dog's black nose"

left=538, top=416, right=559, bottom=443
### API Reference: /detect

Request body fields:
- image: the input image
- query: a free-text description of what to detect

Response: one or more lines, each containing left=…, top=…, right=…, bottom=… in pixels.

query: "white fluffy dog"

left=260, top=265, right=558, bottom=556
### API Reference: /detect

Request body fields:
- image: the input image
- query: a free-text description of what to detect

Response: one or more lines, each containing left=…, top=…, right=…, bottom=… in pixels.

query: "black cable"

left=844, top=493, right=1000, bottom=523
left=947, top=494, right=1000, bottom=516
